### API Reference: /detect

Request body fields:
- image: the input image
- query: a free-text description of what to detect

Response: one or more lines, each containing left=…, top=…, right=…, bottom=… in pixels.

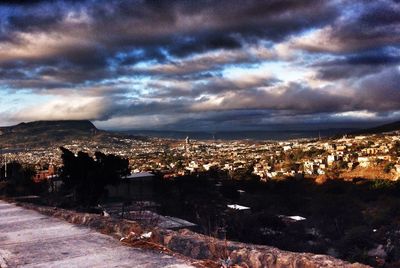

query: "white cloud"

left=8, top=96, right=110, bottom=122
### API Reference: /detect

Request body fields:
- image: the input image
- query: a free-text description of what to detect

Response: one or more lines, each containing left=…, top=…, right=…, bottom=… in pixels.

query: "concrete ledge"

left=153, top=229, right=369, bottom=268
left=16, top=202, right=144, bottom=239
left=0, top=249, right=11, bottom=268
left=12, top=201, right=370, bottom=268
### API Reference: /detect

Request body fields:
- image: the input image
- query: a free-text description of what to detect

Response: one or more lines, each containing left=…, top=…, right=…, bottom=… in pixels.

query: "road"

left=0, top=200, right=194, bottom=268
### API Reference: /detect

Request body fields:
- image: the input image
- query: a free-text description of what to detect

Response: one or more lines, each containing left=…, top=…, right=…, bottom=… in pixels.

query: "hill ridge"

left=352, top=120, right=400, bottom=135
left=0, top=120, right=100, bottom=148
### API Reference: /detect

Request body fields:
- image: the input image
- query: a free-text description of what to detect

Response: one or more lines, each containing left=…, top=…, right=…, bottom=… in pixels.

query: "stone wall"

left=153, top=229, right=369, bottom=268
left=17, top=202, right=144, bottom=239
left=14, top=201, right=370, bottom=268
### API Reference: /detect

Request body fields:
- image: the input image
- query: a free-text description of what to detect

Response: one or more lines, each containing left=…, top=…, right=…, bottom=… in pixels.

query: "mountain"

left=0, top=120, right=101, bottom=148
left=124, top=128, right=356, bottom=141
left=352, top=120, right=400, bottom=135
left=1, top=120, right=98, bottom=134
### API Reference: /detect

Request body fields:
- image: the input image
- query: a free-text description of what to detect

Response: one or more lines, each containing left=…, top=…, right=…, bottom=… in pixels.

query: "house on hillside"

left=395, top=164, right=400, bottom=180
left=358, top=157, right=371, bottom=168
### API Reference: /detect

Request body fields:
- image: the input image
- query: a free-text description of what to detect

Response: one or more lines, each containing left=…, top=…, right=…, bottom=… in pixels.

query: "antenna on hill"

left=184, top=136, right=190, bottom=165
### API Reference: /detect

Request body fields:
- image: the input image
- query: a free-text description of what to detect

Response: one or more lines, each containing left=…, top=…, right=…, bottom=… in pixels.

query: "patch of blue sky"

left=221, top=61, right=305, bottom=83
left=132, top=59, right=159, bottom=69
left=159, top=47, right=173, bottom=61
left=114, top=76, right=151, bottom=98
left=0, top=90, right=52, bottom=112
left=116, top=49, right=145, bottom=59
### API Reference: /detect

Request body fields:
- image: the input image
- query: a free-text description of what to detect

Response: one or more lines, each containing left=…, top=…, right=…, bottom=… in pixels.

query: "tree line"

left=0, top=147, right=130, bottom=206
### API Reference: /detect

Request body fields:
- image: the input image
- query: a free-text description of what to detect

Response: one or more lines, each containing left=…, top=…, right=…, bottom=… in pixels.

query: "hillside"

left=0, top=120, right=101, bottom=148
left=353, top=120, right=400, bottom=135
left=125, top=128, right=355, bottom=141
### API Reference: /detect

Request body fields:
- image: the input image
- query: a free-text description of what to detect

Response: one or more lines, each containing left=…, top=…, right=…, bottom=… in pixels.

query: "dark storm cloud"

left=1, top=0, right=337, bottom=90
left=192, top=76, right=281, bottom=96
left=358, top=2, right=400, bottom=27
left=192, top=82, right=352, bottom=114
left=0, top=0, right=338, bottom=63
left=314, top=49, right=400, bottom=80
left=166, top=34, right=242, bottom=58
left=139, top=67, right=284, bottom=99
left=296, top=0, right=400, bottom=53
left=95, top=99, right=191, bottom=122
left=0, top=0, right=48, bottom=5
left=7, top=13, right=62, bottom=33
left=102, top=81, right=352, bottom=119
left=346, top=53, right=400, bottom=65
left=1, top=0, right=399, bottom=129
left=355, top=67, right=400, bottom=111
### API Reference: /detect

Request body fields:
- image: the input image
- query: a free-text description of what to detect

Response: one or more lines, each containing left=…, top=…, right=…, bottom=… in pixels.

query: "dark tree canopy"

left=59, top=147, right=130, bottom=206
left=0, top=161, right=38, bottom=195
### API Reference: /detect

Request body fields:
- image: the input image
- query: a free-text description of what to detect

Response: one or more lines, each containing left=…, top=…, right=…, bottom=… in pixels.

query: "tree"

left=0, top=161, right=38, bottom=195
left=390, top=141, right=400, bottom=156
left=59, top=147, right=130, bottom=206
left=384, top=162, right=395, bottom=173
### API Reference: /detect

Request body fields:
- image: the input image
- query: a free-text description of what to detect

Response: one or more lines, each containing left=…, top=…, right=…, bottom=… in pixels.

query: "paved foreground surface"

left=0, top=200, right=194, bottom=268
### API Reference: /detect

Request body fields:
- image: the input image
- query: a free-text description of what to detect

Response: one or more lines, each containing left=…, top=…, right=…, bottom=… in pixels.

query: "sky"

left=0, top=0, right=399, bottom=131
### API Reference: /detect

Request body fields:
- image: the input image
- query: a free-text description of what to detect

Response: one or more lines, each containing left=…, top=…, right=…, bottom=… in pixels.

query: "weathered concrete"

left=0, top=200, right=194, bottom=268
left=153, top=229, right=371, bottom=268
left=1, top=200, right=373, bottom=268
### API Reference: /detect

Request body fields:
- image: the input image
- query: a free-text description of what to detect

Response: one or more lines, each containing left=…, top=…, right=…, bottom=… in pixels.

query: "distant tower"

left=185, top=136, right=191, bottom=153
left=184, top=136, right=190, bottom=163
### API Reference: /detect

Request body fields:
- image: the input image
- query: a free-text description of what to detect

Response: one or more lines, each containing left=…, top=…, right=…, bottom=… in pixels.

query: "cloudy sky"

left=0, top=0, right=399, bottom=130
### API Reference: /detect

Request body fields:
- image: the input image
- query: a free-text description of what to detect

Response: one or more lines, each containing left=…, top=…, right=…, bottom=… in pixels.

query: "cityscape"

left=2, top=127, right=400, bottom=183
